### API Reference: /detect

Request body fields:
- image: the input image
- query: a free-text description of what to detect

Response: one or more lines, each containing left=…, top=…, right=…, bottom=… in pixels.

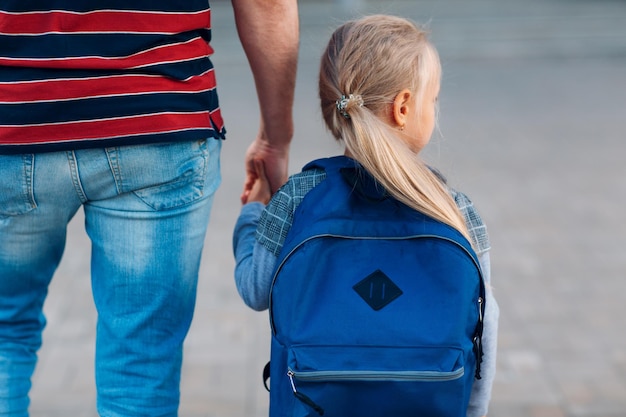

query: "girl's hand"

left=241, top=135, right=289, bottom=202
left=241, top=158, right=272, bottom=205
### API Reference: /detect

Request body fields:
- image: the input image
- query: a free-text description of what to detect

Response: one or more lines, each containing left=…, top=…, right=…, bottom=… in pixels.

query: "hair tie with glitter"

left=336, top=94, right=363, bottom=119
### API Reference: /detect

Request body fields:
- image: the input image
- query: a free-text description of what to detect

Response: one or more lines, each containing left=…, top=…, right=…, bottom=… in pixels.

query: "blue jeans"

left=0, top=138, right=222, bottom=416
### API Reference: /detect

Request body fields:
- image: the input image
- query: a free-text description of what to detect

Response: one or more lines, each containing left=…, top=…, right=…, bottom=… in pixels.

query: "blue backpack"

left=265, top=156, right=485, bottom=417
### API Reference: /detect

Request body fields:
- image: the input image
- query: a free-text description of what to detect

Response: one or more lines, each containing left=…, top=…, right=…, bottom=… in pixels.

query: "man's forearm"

left=232, top=0, right=299, bottom=147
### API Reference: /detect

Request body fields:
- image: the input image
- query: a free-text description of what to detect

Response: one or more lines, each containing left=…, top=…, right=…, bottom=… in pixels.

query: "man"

left=0, top=1, right=298, bottom=415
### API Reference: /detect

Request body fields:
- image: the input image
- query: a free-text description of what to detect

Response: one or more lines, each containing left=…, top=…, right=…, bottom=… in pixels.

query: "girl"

left=233, top=15, right=498, bottom=417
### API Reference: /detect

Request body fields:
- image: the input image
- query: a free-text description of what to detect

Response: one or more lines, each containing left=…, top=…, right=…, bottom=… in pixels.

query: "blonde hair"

left=319, top=14, right=470, bottom=241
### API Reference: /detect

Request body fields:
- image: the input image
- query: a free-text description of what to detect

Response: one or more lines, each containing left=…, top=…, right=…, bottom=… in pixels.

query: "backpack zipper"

left=287, top=367, right=464, bottom=416
left=288, top=367, right=465, bottom=382
left=288, top=370, right=325, bottom=416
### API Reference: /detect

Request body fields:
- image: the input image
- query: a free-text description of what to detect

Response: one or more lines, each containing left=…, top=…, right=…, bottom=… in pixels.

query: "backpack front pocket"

left=286, top=345, right=471, bottom=417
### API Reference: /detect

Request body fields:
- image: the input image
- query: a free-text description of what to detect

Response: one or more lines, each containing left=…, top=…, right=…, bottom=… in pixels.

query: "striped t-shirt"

left=0, top=0, right=225, bottom=154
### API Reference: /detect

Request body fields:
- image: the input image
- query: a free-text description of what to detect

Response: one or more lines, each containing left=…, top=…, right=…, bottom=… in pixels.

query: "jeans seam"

left=105, top=147, right=123, bottom=195
left=22, top=154, right=37, bottom=210
left=66, top=151, right=88, bottom=203
left=199, top=139, right=209, bottom=197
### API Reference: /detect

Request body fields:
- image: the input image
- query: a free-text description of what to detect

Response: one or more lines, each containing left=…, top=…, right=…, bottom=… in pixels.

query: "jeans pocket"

left=0, top=154, right=36, bottom=217
left=106, top=139, right=212, bottom=211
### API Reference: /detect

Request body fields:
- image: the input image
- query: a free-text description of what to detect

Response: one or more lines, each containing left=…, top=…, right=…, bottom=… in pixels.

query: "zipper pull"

left=473, top=335, right=483, bottom=380
left=288, top=370, right=325, bottom=416
left=474, top=296, right=485, bottom=379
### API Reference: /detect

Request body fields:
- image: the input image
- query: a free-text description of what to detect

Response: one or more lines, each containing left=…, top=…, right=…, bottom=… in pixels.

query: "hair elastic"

left=336, top=94, right=363, bottom=119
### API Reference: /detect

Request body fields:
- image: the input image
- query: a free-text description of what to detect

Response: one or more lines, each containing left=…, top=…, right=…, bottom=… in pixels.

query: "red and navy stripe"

left=0, top=1, right=225, bottom=154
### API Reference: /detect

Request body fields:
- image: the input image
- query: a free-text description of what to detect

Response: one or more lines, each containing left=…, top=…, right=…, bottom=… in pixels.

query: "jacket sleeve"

left=232, top=202, right=279, bottom=311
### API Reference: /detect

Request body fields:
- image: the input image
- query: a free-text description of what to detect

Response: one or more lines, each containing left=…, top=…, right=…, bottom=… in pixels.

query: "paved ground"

left=26, top=0, right=626, bottom=416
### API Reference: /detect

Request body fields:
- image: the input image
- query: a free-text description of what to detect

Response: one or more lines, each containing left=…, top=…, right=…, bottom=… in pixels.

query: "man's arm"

left=231, top=0, right=299, bottom=196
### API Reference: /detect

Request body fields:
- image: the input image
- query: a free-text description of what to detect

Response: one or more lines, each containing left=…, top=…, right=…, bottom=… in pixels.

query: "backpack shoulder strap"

left=303, top=155, right=390, bottom=203
left=291, top=156, right=476, bottom=257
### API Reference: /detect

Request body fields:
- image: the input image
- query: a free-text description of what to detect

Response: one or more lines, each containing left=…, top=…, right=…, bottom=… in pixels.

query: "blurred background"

left=30, top=0, right=626, bottom=416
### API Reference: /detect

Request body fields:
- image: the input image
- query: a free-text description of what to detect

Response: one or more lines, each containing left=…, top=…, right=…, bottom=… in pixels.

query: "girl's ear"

left=392, top=88, right=412, bottom=128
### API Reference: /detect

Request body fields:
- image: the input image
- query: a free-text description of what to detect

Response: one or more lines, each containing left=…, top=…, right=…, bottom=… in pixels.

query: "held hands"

left=241, top=135, right=289, bottom=204
left=241, top=158, right=272, bottom=205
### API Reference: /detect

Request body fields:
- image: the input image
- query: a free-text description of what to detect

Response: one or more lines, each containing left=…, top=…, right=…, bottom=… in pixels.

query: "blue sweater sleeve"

left=232, top=202, right=279, bottom=311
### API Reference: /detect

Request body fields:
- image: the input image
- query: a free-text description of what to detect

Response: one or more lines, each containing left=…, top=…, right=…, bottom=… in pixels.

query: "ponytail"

left=319, top=15, right=471, bottom=242
left=345, top=106, right=470, bottom=241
